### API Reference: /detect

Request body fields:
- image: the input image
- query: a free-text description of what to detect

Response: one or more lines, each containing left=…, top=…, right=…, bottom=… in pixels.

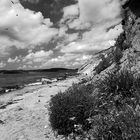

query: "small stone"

left=44, top=125, right=47, bottom=129
left=18, top=107, right=23, bottom=111
left=0, top=120, right=4, bottom=125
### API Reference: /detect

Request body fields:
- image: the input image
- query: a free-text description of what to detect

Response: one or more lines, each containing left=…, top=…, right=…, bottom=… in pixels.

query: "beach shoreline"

left=0, top=77, right=79, bottom=140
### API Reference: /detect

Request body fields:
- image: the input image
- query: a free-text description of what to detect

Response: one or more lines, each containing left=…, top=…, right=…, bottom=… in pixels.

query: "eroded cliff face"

left=78, top=47, right=115, bottom=75
left=79, top=1, right=140, bottom=77
left=117, top=4, right=140, bottom=74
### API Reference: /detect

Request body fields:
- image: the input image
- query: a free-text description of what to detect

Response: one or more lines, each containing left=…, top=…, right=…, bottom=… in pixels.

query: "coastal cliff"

left=79, top=0, right=140, bottom=77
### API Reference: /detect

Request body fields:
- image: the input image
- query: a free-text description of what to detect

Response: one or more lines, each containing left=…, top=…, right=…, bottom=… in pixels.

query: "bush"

left=95, top=57, right=111, bottom=74
left=90, top=107, right=140, bottom=140
left=49, top=70, right=140, bottom=139
left=89, top=70, right=140, bottom=140
left=79, top=76, right=93, bottom=85
left=115, top=32, right=128, bottom=50
left=97, top=70, right=138, bottom=98
left=113, top=47, right=123, bottom=64
left=49, top=83, right=95, bottom=137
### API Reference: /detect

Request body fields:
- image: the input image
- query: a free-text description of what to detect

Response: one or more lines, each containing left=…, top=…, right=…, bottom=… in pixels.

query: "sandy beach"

left=0, top=77, right=79, bottom=140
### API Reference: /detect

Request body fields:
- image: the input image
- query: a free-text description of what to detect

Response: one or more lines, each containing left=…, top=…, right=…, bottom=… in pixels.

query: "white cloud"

left=76, top=55, right=92, bottom=61
left=18, top=65, right=27, bottom=69
left=58, top=23, right=123, bottom=54
left=23, top=50, right=53, bottom=63
left=41, top=53, right=91, bottom=68
left=78, top=0, right=121, bottom=24
left=63, top=4, right=79, bottom=18
left=59, top=42, right=89, bottom=53
left=60, top=3, right=90, bottom=30
left=68, top=18, right=91, bottom=30
left=82, top=23, right=123, bottom=45
left=0, top=0, right=58, bottom=56
left=57, top=24, right=79, bottom=46
left=7, top=56, right=20, bottom=63
left=57, top=32, right=79, bottom=47
left=0, top=0, right=125, bottom=69
left=0, top=62, right=6, bottom=68
left=17, top=50, right=54, bottom=69
left=59, top=0, right=123, bottom=56
left=61, top=0, right=122, bottom=30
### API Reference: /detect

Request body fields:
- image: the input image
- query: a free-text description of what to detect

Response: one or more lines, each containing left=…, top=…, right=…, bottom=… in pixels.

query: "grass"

left=49, top=69, right=140, bottom=139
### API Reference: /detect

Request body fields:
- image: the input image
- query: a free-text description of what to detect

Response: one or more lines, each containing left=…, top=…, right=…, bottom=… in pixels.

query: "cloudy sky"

left=0, top=0, right=124, bottom=70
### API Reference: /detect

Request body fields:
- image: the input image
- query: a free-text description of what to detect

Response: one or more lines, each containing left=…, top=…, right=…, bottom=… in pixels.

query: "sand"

left=0, top=77, right=79, bottom=140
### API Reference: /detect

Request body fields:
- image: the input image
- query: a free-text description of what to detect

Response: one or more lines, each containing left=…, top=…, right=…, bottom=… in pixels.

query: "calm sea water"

left=0, top=70, right=77, bottom=92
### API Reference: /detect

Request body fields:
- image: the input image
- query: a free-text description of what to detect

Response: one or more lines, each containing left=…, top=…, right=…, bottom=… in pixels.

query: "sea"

left=0, top=69, right=77, bottom=94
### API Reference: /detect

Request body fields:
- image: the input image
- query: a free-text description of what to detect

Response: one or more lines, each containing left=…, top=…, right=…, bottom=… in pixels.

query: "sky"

left=0, top=0, right=125, bottom=70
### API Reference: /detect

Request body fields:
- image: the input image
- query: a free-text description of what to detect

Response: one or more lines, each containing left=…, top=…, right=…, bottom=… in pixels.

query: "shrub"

left=115, top=32, right=128, bottom=50
left=113, top=47, right=123, bottom=64
left=97, top=70, right=137, bottom=99
left=49, top=70, right=140, bottom=139
left=49, top=83, right=95, bottom=137
left=79, top=76, right=93, bottom=85
left=90, top=107, right=140, bottom=140
left=95, top=57, right=111, bottom=74
left=89, top=70, right=140, bottom=140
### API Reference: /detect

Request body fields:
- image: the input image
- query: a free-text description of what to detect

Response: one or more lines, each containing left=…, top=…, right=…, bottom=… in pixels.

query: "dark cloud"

left=0, top=0, right=128, bottom=69
left=21, top=0, right=40, bottom=4
left=123, top=0, right=140, bottom=16
left=8, top=46, right=28, bottom=58
left=0, top=29, right=21, bottom=41
left=20, top=0, right=77, bottom=24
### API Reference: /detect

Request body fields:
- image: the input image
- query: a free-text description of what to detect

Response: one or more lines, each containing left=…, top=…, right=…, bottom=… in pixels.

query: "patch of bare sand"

left=0, top=77, right=79, bottom=140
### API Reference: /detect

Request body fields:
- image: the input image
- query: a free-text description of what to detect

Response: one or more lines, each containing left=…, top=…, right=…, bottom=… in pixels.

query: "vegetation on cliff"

left=49, top=70, right=140, bottom=139
left=48, top=1, right=140, bottom=139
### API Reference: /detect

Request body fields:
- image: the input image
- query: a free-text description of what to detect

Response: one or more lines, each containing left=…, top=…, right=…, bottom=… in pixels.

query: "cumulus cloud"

left=1, top=0, right=126, bottom=69
left=60, top=3, right=90, bottom=30
left=58, top=0, right=123, bottom=56
left=78, top=0, right=121, bottom=24
left=78, top=0, right=123, bottom=50
left=61, top=0, right=122, bottom=29
left=59, top=23, right=123, bottom=54
left=63, top=4, right=79, bottom=18
left=52, top=0, right=124, bottom=69
left=41, top=53, right=92, bottom=68
left=7, top=56, right=21, bottom=63
left=0, top=62, right=6, bottom=68
left=23, top=50, right=53, bottom=63
left=0, top=0, right=58, bottom=56
left=15, top=50, right=54, bottom=69
left=82, top=23, right=123, bottom=45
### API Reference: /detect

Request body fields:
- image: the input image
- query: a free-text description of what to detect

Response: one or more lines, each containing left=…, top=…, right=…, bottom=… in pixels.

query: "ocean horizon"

left=0, top=68, right=77, bottom=94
